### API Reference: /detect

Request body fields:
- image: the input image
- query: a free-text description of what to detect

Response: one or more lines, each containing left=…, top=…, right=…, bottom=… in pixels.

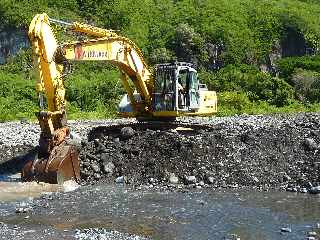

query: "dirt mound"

left=79, top=114, right=320, bottom=190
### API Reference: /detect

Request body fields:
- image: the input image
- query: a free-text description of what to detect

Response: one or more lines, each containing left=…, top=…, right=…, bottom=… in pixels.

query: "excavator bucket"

left=22, top=143, right=80, bottom=184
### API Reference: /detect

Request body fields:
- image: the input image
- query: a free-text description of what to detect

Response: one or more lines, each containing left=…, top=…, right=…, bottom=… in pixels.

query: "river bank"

left=1, top=113, right=320, bottom=193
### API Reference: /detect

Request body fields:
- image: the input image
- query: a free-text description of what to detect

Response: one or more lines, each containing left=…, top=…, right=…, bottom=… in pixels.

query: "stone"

left=97, top=143, right=107, bottom=153
left=169, top=173, right=179, bottom=184
left=81, top=170, right=90, bottom=177
left=93, top=173, right=101, bottom=179
left=15, top=208, right=23, bottom=213
left=308, top=232, right=317, bottom=237
left=20, top=118, right=28, bottom=124
left=149, top=178, right=155, bottom=183
left=62, top=180, right=79, bottom=192
left=207, top=176, right=214, bottom=184
left=120, top=127, right=135, bottom=139
left=81, top=140, right=89, bottom=147
left=103, top=161, right=115, bottom=174
left=82, top=161, right=90, bottom=167
left=307, top=182, right=313, bottom=188
left=68, top=132, right=82, bottom=148
left=309, top=186, right=320, bottom=194
left=90, top=163, right=100, bottom=173
left=15, top=207, right=31, bottom=214
left=300, top=188, right=308, bottom=193
left=224, top=233, right=241, bottom=240
left=304, top=138, right=318, bottom=151
left=100, top=153, right=109, bottom=162
left=252, top=176, right=259, bottom=183
left=217, top=162, right=224, bottom=167
left=286, top=187, right=297, bottom=192
left=283, top=173, right=291, bottom=181
left=280, top=227, right=292, bottom=233
left=185, top=176, right=197, bottom=184
left=115, top=176, right=125, bottom=183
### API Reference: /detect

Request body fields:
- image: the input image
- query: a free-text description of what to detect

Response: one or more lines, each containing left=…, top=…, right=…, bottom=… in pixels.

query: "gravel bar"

left=1, top=113, right=320, bottom=192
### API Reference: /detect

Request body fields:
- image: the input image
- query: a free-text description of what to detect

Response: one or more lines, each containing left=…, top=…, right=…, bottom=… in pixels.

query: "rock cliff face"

left=0, top=28, right=29, bottom=64
left=281, top=26, right=308, bottom=58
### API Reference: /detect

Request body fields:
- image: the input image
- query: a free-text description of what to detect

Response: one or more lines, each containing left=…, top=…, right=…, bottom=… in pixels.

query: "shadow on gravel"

left=0, top=147, right=38, bottom=174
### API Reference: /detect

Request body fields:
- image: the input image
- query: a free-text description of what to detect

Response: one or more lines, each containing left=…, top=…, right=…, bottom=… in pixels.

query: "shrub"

left=291, top=68, right=320, bottom=102
left=277, top=55, right=320, bottom=82
left=200, top=64, right=294, bottom=107
left=217, top=91, right=253, bottom=116
left=0, top=71, right=37, bottom=121
left=65, top=62, right=125, bottom=113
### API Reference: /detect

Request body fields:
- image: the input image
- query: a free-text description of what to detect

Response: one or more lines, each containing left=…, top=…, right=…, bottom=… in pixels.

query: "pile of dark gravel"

left=79, top=113, right=320, bottom=191
left=0, top=119, right=136, bottom=173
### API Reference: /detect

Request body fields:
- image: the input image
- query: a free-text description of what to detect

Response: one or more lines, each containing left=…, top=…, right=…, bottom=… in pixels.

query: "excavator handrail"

left=48, top=17, right=73, bottom=27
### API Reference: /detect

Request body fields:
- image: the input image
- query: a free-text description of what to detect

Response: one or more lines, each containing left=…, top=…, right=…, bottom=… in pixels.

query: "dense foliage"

left=1, top=0, right=320, bottom=120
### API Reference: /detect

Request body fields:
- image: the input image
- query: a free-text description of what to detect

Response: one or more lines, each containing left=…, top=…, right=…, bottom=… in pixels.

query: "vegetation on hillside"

left=1, top=0, right=320, bottom=121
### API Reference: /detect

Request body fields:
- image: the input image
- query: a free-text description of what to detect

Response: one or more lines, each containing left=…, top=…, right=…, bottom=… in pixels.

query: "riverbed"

left=0, top=177, right=319, bottom=240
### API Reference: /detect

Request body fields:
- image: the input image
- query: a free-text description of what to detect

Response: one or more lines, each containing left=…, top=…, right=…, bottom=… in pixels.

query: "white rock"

left=62, top=180, right=80, bottom=192
left=169, top=174, right=179, bottom=184
left=115, top=176, right=125, bottom=184
left=186, top=176, right=197, bottom=184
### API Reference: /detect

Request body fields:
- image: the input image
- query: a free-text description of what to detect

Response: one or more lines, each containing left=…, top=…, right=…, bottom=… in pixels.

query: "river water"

left=0, top=176, right=319, bottom=240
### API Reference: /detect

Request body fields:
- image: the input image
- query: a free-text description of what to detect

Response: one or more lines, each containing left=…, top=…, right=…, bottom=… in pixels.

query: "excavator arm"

left=23, top=13, right=154, bottom=184
left=28, top=14, right=67, bottom=136
left=29, top=13, right=153, bottom=132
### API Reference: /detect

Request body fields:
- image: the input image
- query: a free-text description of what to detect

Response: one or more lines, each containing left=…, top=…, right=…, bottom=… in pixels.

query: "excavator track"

left=87, top=120, right=218, bottom=141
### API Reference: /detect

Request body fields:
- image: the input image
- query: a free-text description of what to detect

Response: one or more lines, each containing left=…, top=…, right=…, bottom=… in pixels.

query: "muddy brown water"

left=0, top=175, right=319, bottom=240
left=0, top=174, right=60, bottom=202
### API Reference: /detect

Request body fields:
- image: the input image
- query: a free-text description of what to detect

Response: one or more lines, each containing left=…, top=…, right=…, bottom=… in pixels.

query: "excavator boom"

left=23, top=13, right=156, bottom=184
left=61, top=36, right=153, bottom=114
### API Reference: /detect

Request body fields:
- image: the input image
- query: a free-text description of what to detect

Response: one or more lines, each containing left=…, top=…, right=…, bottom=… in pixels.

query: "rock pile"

left=79, top=113, right=320, bottom=191
left=0, top=119, right=135, bottom=173
left=1, top=113, right=320, bottom=191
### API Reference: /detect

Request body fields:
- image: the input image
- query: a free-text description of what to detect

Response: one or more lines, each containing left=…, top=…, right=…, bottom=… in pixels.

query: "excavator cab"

left=152, top=62, right=204, bottom=114
left=119, top=61, right=217, bottom=118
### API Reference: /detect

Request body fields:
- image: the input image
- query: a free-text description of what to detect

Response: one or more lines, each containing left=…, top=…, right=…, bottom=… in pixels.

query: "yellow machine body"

left=24, top=13, right=217, bottom=184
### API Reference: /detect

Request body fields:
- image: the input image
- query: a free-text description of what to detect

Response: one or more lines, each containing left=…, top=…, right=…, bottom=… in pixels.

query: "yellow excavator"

left=22, top=13, right=217, bottom=184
